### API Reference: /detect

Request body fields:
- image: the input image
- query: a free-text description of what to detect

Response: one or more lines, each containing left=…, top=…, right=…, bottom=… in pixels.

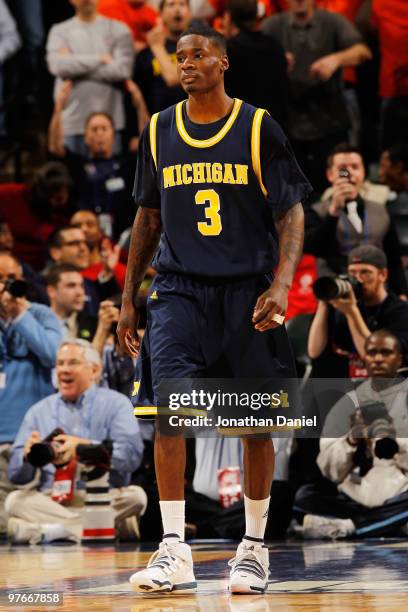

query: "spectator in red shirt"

left=98, top=0, right=158, bottom=51
left=70, top=210, right=126, bottom=290
left=372, top=0, right=408, bottom=101
left=316, top=0, right=363, bottom=21
left=372, top=0, right=408, bottom=149
left=0, top=163, right=74, bottom=270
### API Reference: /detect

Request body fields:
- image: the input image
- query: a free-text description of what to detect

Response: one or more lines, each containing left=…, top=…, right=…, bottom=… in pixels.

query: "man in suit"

left=45, top=263, right=97, bottom=342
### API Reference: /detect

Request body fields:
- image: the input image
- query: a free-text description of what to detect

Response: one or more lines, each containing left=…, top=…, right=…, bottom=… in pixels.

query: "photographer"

left=5, top=340, right=146, bottom=544
left=0, top=253, right=62, bottom=534
left=293, top=330, right=408, bottom=539
left=322, top=330, right=408, bottom=441
left=304, top=143, right=407, bottom=296
left=308, top=245, right=408, bottom=378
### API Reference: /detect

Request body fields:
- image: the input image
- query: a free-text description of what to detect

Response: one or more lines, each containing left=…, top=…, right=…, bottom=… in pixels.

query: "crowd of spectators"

left=0, top=0, right=408, bottom=543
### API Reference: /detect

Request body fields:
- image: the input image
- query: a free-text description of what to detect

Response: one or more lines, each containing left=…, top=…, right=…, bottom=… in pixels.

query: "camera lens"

left=312, top=277, right=348, bottom=300
left=27, top=442, right=57, bottom=467
left=6, top=279, right=28, bottom=298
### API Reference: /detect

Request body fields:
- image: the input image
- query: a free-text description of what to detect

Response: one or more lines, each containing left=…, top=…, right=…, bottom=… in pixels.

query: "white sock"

left=159, top=500, right=185, bottom=542
left=243, top=495, right=270, bottom=544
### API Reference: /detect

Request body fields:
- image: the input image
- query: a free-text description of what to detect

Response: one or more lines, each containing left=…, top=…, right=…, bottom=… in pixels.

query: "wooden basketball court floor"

left=1, top=539, right=408, bottom=611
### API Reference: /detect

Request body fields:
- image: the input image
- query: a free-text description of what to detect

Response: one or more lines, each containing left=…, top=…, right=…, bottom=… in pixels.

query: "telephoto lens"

left=78, top=442, right=115, bottom=543
left=312, top=275, right=362, bottom=301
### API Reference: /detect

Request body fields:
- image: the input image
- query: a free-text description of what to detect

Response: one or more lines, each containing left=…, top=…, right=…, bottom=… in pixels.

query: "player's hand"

left=24, top=431, right=41, bottom=459
left=117, top=302, right=140, bottom=358
left=252, top=280, right=288, bottom=332
left=310, top=53, right=340, bottom=81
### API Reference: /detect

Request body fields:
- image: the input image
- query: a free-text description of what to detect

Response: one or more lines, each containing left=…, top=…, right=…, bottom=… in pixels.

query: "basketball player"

left=118, top=23, right=311, bottom=594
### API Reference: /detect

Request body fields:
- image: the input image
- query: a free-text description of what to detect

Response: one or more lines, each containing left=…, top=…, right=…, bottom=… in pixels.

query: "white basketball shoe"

left=129, top=539, right=197, bottom=594
left=228, top=540, right=269, bottom=594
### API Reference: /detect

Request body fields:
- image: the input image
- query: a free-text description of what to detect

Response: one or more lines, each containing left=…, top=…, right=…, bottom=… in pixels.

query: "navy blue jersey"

left=133, top=99, right=311, bottom=278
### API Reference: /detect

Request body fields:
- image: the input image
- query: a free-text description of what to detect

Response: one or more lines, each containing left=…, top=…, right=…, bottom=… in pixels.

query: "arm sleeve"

left=332, top=12, right=363, bottom=50
left=8, top=409, right=38, bottom=485
left=107, top=396, right=144, bottom=473
left=0, top=0, right=21, bottom=64
left=46, top=26, right=101, bottom=78
left=91, top=26, right=134, bottom=82
left=132, top=123, right=160, bottom=209
left=11, top=306, right=63, bottom=369
left=260, top=114, right=312, bottom=218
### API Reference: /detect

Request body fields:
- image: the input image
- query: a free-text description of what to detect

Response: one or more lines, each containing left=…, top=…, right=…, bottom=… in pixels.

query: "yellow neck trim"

left=175, top=99, right=243, bottom=148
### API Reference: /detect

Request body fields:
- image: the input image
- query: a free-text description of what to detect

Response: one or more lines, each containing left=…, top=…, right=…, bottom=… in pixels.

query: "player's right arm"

left=117, top=123, right=162, bottom=357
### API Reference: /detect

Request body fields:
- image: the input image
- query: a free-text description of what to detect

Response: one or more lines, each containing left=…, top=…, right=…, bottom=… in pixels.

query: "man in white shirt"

left=294, top=329, right=408, bottom=539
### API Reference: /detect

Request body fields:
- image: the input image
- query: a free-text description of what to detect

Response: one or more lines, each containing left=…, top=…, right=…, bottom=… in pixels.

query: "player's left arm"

left=252, top=114, right=310, bottom=332
left=253, top=203, right=304, bottom=331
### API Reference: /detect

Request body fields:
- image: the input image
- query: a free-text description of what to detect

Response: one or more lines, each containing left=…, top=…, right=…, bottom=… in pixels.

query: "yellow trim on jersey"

left=175, top=99, right=243, bottom=148
left=149, top=113, right=159, bottom=169
left=133, top=406, right=209, bottom=417
left=251, top=108, right=268, bottom=197
left=134, top=406, right=158, bottom=417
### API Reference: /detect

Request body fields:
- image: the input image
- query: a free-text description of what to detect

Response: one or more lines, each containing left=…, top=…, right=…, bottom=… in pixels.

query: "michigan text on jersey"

left=162, top=163, right=249, bottom=188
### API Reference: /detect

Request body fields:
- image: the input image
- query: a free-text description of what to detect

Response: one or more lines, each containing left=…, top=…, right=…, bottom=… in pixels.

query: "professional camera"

left=312, top=274, right=363, bottom=301
left=27, top=429, right=113, bottom=471
left=366, top=416, right=399, bottom=460
left=77, top=440, right=113, bottom=481
left=27, top=428, right=65, bottom=467
left=352, top=403, right=400, bottom=476
left=1, top=278, right=28, bottom=298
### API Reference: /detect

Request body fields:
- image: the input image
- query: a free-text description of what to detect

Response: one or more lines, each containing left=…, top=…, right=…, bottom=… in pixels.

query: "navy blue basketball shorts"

left=131, top=272, right=296, bottom=419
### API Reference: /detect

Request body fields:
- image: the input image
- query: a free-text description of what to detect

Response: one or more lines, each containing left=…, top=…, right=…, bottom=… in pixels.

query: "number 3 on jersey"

left=195, top=189, right=222, bottom=236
